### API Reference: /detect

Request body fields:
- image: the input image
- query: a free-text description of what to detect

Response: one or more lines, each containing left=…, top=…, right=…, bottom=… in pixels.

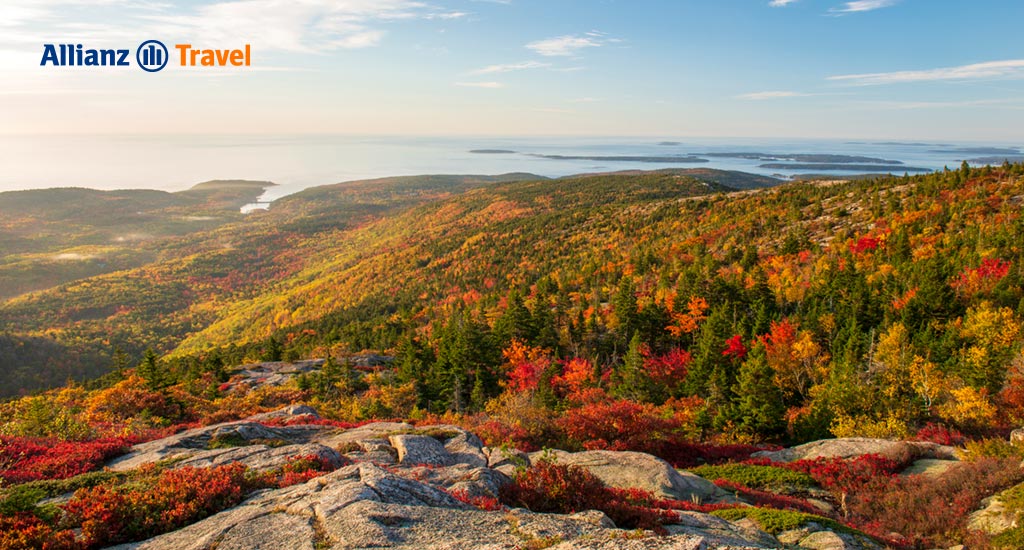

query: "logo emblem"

left=136, top=40, right=168, bottom=72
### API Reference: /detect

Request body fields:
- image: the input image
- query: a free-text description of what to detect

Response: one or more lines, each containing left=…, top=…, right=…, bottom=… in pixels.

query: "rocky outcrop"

left=969, top=483, right=1023, bottom=536
left=104, top=463, right=774, bottom=550
left=529, top=449, right=733, bottom=504
left=97, top=408, right=881, bottom=550
left=752, top=437, right=958, bottom=464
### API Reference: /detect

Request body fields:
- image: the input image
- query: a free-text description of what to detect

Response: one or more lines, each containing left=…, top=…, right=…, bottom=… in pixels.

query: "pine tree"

left=137, top=348, right=170, bottom=390
left=727, top=345, right=785, bottom=436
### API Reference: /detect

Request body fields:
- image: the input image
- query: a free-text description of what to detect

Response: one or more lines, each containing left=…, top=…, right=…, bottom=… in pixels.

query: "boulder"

left=106, top=421, right=329, bottom=471
left=171, top=443, right=345, bottom=472
left=390, top=434, right=453, bottom=466
left=900, top=459, right=959, bottom=478
left=528, top=449, right=733, bottom=503
left=969, top=485, right=1022, bottom=535
left=248, top=404, right=321, bottom=422
left=752, top=438, right=958, bottom=464
left=667, top=511, right=778, bottom=547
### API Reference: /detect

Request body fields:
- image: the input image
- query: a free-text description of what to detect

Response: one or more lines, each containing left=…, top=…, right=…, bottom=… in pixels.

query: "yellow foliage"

left=937, top=386, right=998, bottom=430
left=830, top=412, right=911, bottom=439
left=960, top=301, right=1021, bottom=350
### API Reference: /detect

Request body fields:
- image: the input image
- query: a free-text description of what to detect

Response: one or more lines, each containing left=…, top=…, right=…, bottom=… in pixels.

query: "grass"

left=710, top=508, right=858, bottom=536
left=690, top=464, right=816, bottom=491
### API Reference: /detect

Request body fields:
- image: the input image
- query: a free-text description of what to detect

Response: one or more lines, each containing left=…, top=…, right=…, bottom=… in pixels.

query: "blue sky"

left=2, top=0, right=1023, bottom=140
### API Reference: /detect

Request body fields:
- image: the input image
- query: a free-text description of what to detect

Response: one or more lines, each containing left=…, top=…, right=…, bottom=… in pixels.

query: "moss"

left=207, top=432, right=250, bottom=449
left=992, top=526, right=1024, bottom=548
left=690, top=464, right=816, bottom=490
left=0, top=470, right=126, bottom=514
left=710, top=507, right=859, bottom=536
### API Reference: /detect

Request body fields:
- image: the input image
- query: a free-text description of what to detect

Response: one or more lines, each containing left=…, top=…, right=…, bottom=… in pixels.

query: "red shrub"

left=721, top=335, right=748, bottom=361
left=914, top=423, right=966, bottom=446
left=559, top=399, right=681, bottom=455
left=0, top=513, right=80, bottom=550
left=62, top=463, right=249, bottom=547
left=952, top=258, right=1012, bottom=296
left=712, top=480, right=820, bottom=514
left=843, top=457, right=1024, bottom=547
left=499, top=459, right=718, bottom=533
left=0, top=437, right=132, bottom=485
left=786, top=454, right=900, bottom=495
left=446, top=488, right=504, bottom=511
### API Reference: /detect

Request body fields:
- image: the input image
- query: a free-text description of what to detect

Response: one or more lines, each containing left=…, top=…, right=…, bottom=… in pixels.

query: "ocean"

left=0, top=134, right=1019, bottom=208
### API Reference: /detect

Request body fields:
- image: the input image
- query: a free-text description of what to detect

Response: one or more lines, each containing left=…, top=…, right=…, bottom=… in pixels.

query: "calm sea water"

left=0, top=135, right=1018, bottom=208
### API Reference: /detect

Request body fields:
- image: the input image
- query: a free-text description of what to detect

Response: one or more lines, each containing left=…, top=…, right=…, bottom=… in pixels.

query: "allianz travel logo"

left=40, top=40, right=251, bottom=72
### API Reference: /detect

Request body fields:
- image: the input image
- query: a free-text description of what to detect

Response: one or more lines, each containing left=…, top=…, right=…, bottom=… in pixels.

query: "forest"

left=4, top=163, right=1024, bottom=547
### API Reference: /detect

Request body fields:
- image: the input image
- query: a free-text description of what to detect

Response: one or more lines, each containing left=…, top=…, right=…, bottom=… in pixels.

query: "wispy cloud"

left=454, top=81, right=505, bottom=88
left=737, top=90, right=812, bottom=100
left=829, top=59, right=1024, bottom=85
left=526, top=31, right=616, bottom=57
left=769, top=0, right=798, bottom=6
left=570, top=97, right=601, bottom=103
left=472, top=61, right=550, bottom=74
left=848, top=98, right=1024, bottom=110
left=830, top=0, right=898, bottom=14
left=0, top=0, right=462, bottom=57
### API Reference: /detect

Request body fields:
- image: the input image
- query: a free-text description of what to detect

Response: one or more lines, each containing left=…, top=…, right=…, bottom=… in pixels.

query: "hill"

left=4, top=164, right=1024, bottom=547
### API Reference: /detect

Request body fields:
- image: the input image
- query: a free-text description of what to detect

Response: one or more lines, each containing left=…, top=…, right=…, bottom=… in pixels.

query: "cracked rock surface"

left=99, top=407, right=881, bottom=550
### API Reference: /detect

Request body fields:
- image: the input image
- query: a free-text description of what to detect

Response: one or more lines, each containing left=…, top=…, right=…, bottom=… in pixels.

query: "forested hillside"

left=6, top=164, right=1024, bottom=548
left=3, top=163, right=1024, bottom=447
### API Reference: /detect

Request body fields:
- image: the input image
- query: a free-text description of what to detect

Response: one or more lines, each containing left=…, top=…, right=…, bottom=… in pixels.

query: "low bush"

left=691, top=463, right=815, bottom=490
left=498, top=459, right=678, bottom=532
left=0, top=437, right=133, bottom=485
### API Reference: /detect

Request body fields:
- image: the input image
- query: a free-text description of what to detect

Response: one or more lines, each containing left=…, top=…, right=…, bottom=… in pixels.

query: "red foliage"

left=849, top=236, right=881, bottom=255
left=951, top=257, right=1012, bottom=296
left=842, top=457, right=1024, bottom=548
left=446, top=488, right=504, bottom=511
left=712, top=480, right=820, bottom=514
left=61, top=463, right=249, bottom=548
left=643, top=348, right=692, bottom=386
left=0, top=513, right=80, bottom=550
left=559, top=399, right=680, bottom=455
left=786, top=454, right=900, bottom=495
left=498, top=460, right=678, bottom=532
left=914, top=423, right=966, bottom=446
left=721, top=335, right=748, bottom=361
left=0, top=437, right=132, bottom=485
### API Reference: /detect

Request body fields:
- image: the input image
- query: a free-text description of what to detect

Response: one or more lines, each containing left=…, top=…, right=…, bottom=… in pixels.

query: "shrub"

left=914, top=423, right=966, bottom=446
left=710, top=507, right=855, bottom=536
left=712, top=480, right=821, bottom=514
left=691, top=463, right=815, bottom=490
left=843, top=457, right=1024, bottom=547
left=61, top=463, right=249, bottom=547
left=498, top=459, right=676, bottom=532
left=786, top=454, right=901, bottom=495
left=446, top=488, right=503, bottom=511
left=0, top=513, right=80, bottom=550
left=0, top=437, right=132, bottom=485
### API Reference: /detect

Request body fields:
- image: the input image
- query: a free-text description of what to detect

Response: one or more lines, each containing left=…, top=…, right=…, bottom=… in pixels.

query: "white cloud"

left=769, top=0, right=798, bottom=6
left=737, top=90, right=811, bottom=100
left=526, top=31, right=615, bottom=57
left=472, top=60, right=550, bottom=74
left=0, top=0, right=459, bottom=56
left=829, top=59, right=1024, bottom=85
left=454, top=81, right=504, bottom=88
left=830, top=0, right=898, bottom=14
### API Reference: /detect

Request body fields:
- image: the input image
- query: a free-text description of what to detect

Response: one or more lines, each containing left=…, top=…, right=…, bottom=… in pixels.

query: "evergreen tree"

left=137, top=348, right=170, bottom=390
left=725, top=345, right=785, bottom=436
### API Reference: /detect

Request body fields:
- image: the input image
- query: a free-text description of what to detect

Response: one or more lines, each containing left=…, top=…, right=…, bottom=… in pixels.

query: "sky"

left=2, top=0, right=1024, bottom=140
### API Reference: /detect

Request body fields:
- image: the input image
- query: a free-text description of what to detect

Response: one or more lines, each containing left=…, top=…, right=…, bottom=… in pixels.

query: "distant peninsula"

left=469, top=149, right=517, bottom=154
left=527, top=153, right=709, bottom=163
left=760, top=163, right=931, bottom=172
left=699, top=152, right=903, bottom=165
